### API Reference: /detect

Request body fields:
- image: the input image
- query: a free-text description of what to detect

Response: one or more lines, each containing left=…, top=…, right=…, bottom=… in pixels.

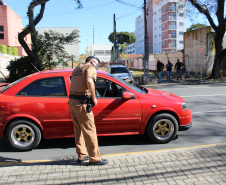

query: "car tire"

left=5, top=120, right=41, bottom=151
left=146, top=113, right=178, bottom=144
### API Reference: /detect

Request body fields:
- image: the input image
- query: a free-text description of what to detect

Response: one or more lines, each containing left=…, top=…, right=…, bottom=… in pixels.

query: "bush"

left=12, top=47, right=18, bottom=56
left=7, top=47, right=13, bottom=55
left=0, top=45, right=7, bottom=54
left=6, top=56, right=44, bottom=82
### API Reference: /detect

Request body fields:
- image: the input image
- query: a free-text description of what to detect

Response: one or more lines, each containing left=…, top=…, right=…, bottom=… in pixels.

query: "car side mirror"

left=122, top=91, right=133, bottom=99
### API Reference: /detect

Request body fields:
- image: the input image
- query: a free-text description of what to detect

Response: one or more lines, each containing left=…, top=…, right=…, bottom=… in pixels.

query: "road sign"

left=199, top=47, right=203, bottom=54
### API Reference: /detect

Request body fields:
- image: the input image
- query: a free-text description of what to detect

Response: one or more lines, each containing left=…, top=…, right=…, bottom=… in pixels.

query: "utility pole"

left=93, top=25, right=94, bottom=44
left=114, top=14, right=116, bottom=47
left=111, top=14, right=118, bottom=63
left=144, top=0, right=149, bottom=77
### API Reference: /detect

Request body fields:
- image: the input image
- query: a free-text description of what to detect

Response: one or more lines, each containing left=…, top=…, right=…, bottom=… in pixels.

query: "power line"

left=115, top=0, right=142, bottom=9
left=116, top=9, right=141, bottom=20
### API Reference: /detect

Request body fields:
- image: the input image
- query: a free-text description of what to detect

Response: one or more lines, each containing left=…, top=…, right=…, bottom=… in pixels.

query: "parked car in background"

left=0, top=69, right=192, bottom=151
left=108, top=64, right=134, bottom=84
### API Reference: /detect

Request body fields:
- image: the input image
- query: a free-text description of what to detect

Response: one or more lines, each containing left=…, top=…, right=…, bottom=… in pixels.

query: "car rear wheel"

left=5, top=120, right=41, bottom=151
left=146, top=113, right=178, bottom=144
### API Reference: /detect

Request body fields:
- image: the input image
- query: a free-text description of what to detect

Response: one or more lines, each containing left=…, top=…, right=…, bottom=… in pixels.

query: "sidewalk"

left=0, top=144, right=226, bottom=185
left=145, top=77, right=226, bottom=87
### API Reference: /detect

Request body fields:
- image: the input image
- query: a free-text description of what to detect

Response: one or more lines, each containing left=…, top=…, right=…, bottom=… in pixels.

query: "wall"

left=184, top=26, right=212, bottom=74
left=119, top=51, right=183, bottom=72
left=0, top=52, right=20, bottom=79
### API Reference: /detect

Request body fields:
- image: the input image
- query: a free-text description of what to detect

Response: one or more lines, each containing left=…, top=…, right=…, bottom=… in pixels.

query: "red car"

left=0, top=69, right=192, bottom=151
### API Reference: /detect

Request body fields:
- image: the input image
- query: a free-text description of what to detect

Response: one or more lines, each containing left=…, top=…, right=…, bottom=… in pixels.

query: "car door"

left=94, top=76, right=142, bottom=133
left=16, top=76, right=73, bottom=136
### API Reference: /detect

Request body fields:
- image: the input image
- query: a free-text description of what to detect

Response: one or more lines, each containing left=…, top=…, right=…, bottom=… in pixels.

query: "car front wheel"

left=146, top=113, right=178, bottom=144
left=5, top=120, right=41, bottom=151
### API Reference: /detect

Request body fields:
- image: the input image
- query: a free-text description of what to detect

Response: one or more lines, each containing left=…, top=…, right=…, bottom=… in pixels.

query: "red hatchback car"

left=0, top=69, right=192, bottom=151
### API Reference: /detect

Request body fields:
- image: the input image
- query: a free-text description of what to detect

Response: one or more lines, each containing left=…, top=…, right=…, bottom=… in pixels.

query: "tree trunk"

left=18, top=0, right=48, bottom=57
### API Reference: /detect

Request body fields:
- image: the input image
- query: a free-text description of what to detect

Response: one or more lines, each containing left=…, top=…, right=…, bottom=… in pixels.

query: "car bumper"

left=179, top=122, right=192, bottom=131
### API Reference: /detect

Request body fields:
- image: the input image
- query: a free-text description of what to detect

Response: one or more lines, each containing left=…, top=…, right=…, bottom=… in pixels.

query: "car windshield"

left=107, top=73, right=146, bottom=94
left=0, top=76, right=27, bottom=94
left=111, top=67, right=129, bottom=74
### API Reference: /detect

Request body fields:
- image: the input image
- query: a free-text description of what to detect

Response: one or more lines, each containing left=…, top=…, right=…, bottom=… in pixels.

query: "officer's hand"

left=93, top=98, right=97, bottom=107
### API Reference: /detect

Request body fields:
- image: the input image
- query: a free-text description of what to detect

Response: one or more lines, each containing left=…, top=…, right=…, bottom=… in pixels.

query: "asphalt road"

left=0, top=83, right=226, bottom=162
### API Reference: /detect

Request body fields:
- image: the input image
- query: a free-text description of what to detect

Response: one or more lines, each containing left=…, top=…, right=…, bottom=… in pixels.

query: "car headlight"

left=182, top=102, right=189, bottom=110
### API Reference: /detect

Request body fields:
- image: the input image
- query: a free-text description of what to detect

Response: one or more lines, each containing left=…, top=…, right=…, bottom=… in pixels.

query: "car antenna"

left=31, top=63, right=40, bottom=72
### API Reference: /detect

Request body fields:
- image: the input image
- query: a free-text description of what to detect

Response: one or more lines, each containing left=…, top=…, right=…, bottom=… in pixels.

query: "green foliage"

left=37, top=29, right=79, bottom=69
left=0, top=45, right=7, bottom=54
left=12, top=47, right=18, bottom=56
left=7, top=47, right=13, bottom=55
left=187, top=24, right=208, bottom=32
left=6, top=56, right=44, bottom=82
left=108, top=32, right=136, bottom=45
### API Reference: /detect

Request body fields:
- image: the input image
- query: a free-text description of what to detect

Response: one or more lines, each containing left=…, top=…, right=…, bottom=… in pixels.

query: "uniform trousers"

left=69, top=102, right=101, bottom=162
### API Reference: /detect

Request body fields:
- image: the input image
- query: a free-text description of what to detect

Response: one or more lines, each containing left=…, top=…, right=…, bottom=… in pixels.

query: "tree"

left=187, top=0, right=226, bottom=79
left=38, top=29, right=79, bottom=69
left=18, top=0, right=82, bottom=69
left=108, top=32, right=136, bottom=52
left=187, top=23, right=207, bottom=32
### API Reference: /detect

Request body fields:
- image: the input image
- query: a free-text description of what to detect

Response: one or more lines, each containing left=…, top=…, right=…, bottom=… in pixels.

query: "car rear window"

left=111, top=67, right=129, bottom=74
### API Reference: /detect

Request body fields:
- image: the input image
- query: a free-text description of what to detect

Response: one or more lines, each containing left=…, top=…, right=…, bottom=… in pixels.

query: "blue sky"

left=3, top=0, right=204, bottom=55
left=3, top=0, right=145, bottom=55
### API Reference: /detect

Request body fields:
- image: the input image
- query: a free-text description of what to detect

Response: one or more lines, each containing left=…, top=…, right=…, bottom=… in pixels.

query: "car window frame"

left=16, top=76, right=68, bottom=97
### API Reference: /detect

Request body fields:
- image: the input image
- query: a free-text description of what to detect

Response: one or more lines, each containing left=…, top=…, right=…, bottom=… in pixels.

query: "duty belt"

left=69, top=94, right=89, bottom=104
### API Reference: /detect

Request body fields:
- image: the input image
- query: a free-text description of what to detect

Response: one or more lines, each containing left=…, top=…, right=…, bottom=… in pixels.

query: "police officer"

left=68, top=56, right=108, bottom=165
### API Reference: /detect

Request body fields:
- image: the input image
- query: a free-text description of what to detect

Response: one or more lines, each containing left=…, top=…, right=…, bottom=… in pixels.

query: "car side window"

left=95, top=77, right=126, bottom=98
left=17, top=77, right=67, bottom=97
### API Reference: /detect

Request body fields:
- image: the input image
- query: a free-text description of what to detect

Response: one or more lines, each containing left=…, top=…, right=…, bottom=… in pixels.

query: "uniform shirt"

left=69, top=63, right=97, bottom=105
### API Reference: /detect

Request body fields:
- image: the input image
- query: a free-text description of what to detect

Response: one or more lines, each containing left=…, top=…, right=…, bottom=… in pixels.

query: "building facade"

left=0, top=0, right=31, bottom=56
left=147, top=0, right=186, bottom=54
left=135, top=13, right=145, bottom=54
left=38, top=27, right=80, bottom=61
left=86, top=44, right=113, bottom=63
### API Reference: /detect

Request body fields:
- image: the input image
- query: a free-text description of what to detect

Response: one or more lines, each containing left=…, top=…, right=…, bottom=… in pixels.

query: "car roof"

left=28, top=69, right=107, bottom=77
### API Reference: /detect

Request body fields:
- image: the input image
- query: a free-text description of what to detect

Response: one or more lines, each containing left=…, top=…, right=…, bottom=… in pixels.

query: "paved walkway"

left=0, top=144, right=226, bottom=185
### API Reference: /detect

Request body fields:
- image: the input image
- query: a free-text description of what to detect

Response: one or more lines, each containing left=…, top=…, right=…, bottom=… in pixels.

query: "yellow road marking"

left=0, top=143, right=226, bottom=166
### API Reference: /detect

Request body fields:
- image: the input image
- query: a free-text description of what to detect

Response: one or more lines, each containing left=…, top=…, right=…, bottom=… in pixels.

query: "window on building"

left=170, top=4, right=176, bottom=11
left=162, top=15, right=165, bottom=20
left=0, top=33, right=4, bottom=39
left=179, top=31, right=184, bottom=35
left=162, top=33, right=165, bottom=37
left=179, top=41, right=183, bottom=44
left=179, top=13, right=184, bottom=17
left=94, top=50, right=104, bottom=55
left=179, top=22, right=184, bottom=26
left=0, top=26, right=4, bottom=32
left=162, top=7, right=164, bottom=11
left=162, top=42, right=165, bottom=46
left=179, top=4, right=184, bottom=8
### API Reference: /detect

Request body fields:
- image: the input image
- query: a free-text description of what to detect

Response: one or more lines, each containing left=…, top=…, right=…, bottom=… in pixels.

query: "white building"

left=38, top=27, right=80, bottom=61
left=135, top=13, right=145, bottom=54
left=124, top=43, right=136, bottom=54
left=86, top=44, right=113, bottom=63
left=147, top=0, right=187, bottom=54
